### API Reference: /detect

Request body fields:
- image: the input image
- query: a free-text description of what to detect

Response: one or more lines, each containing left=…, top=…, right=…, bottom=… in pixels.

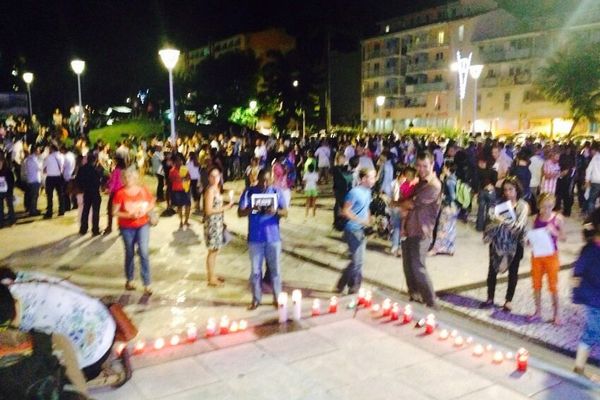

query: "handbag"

left=109, top=303, right=138, bottom=342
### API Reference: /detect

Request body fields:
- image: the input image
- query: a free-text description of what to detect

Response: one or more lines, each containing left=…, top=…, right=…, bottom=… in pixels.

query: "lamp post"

left=376, top=95, right=386, bottom=133
left=70, top=60, right=85, bottom=136
left=249, top=100, right=258, bottom=130
left=159, top=48, right=180, bottom=146
left=451, top=51, right=472, bottom=132
left=469, top=64, right=484, bottom=135
left=22, top=72, right=33, bottom=117
left=292, top=80, right=305, bottom=137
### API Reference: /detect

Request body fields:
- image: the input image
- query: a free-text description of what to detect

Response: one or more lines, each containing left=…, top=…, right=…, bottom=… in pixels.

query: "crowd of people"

left=1, top=110, right=600, bottom=381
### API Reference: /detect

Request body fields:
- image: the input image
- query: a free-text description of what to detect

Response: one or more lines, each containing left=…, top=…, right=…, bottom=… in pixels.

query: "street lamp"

left=22, top=72, right=33, bottom=117
left=451, top=51, right=473, bottom=132
left=376, top=95, right=386, bottom=133
left=292, top=80, right=299, bottom=88
left=249, top=100, right=257, bottom=111
left=70, top=59, right=85, bottom=136
left=159, top=48, right=180, bottom=146
left=469, top=64, right=484, bottom=135
left=292, top=80, right=305, bottom=137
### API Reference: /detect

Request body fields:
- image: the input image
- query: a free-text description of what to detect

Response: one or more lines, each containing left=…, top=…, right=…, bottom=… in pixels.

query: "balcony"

left=479, top=48, right=532, bottom=63
left=363, top=67, right=401, bottom=78
left=363, top=87, right=401, bottom=97
left=404, top=98, right=427, bottom=108
left=482, top=77, right=498, bottom=87
left=406, top=39, right=450, bottom=53
left=405, top=81, right=449, bottom=94
left=514, top=72, right=532, bottom=85
left=365, top=48, right=401, bottom=60
left=407, top=59, right=448, bottom=73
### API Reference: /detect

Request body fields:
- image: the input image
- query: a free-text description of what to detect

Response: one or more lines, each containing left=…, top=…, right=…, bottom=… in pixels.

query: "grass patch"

left=89, top=119, right=164, bottom=145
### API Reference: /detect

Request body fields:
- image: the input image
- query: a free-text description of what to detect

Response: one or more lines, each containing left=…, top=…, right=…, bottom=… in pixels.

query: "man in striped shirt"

left=541, top=150, right=561, bottom=195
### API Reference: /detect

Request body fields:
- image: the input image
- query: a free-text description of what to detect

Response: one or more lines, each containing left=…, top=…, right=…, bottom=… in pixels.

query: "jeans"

left=45, top=176, right=64, bottom=216
left=476, top=189, right=496, bottom=231
left=120, top=223, right=151, bottom=286
left=80, top=192, right=101, bottom=234
left=581, top=306, right=600, bottom=347
left=249, top=241, right=282, bottom=304
left=0, top=192, right=15, bottom=225
left=390, top=208, right=402, bottom=250
left=587, top=183, right=600, bottom=215
left=402, top=236, right=436, bottom=306
left=486, top=243, right=523, bottom=303
left=336, top=229, right=366, bottom=293
left=27, top=182, right=40, bottom=215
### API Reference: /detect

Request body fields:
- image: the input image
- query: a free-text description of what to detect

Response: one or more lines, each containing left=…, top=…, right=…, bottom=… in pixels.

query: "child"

left=572, top=208, right=600, bottom=381
left=528, top=193, right=565, bottom=324
left=389, top=166, right=417, bottom=255
left=399, top=166, right=418, bottom=239
left=245, top=157, right=261, bottom=187
left=303, top=163, right=319, bottom=217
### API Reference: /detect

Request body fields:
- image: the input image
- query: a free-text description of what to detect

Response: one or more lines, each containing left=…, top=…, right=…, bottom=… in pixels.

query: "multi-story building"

left=361, top=0, right=600, bottom=136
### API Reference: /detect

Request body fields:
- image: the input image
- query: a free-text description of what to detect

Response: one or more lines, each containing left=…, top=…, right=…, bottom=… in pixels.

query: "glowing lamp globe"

left=376, top=95, right=386, bottom=107
left=71, top=60, right=85, bottom=75
left=469, top=64, right=484, bottom=80
left=159, top=49, right=180, bottom=70
left=22, top=72, right=34, bottom=84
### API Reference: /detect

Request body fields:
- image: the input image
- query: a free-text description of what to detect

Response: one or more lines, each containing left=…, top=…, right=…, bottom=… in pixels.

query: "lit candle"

left=486, top=344, right=493, bottom=352
left=186, top=325, right=198, bottom=342
left=450, top=329, right=458, bottom=338
left=347, top=299, right=356, bottom=309
left=154, top=337, right=165, bottom=350
left=115, top=342, right=127, bottom=356
left=454, top=336, right=464, bottom=347
left=134, top=340, right=145, bottom=354
left=370, top=303, right=381, bottom=316
left=505, top=352, right=514, bottom=360
left=170, top=335, right=180, bottom=346
left=516, top=348, right=529, bottom=372
left=466, top=337, right=473, bottom=345
left=492, top=351, right=504, bottom=364
left=229, top=321, right=239, bottom=333
left=279, top=292, right=289, bottom=322
left=219, top=316, right=230, bottom=334
left=390, top=303, right=399, bottom=321
left=239, top=320, right=248, bottom=331
left=328, top=296, right=338, bottom=313
left=425, top=314, right=436, bottom=334
left=364, top=291, right=373, bottom=307
left=292, top=290, right=302, bottom=321
left=357, top=288, right=366, bottom=306
left=382, top=299, right=391, bottom=317
left=312, top=299, right=321, bottom=316
left=206, top=318, right=217, bottom=337
left=438, top=329, right=449, bottom=340
left=473, top=344, right=484, bottom=356
left=403, top=304, right=413, bottom=323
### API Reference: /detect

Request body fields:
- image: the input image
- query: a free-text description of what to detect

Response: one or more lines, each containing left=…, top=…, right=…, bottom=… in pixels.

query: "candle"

left=516, top=348, right=529, bottom=372
left=154, top=337, right=165, bottom=350
left=239, top=320, right=248, bottom=331
left=206, top=318, right=217, bottom=337
left=364, top=291, right=373, bottom=307
left=450, top=329, right=458, bottom=338
left=382, top=299, right=391, bottom=317
left=348, top=300, right=357, bottom=309
left=370, top=303, right=381, bottom=316
left=357, top=288, right=366, bottom=306
left=186, top=325, right=198, bottom=342
left=454, top=336, right=464, bottom=347
left=115, top=342, right=127, bottom=356
left=505, top=352, right=514, bottom=360
left=170, top=335, right=180, bottom=346
left=466, top=337, right=473, bottom=345
left=492, top=351, right=504, bottom=364
left=403, top=305, right=413, bottom=323
left=390, top=303, right=399, bottom=321
left=292, top=290, right=302, bottom=321
left=312, top=299, right=321, bottom=316
left=219, top=316, right=230, bottom=334
left=425, top=314, right=436, bottom=334
left=328, top=296, right=338, bottom=313
left=486, top=344, right=493, bottom=352
left=438, top=329, right=449, bottom=340
left=134, top=340, right=145, bottom=354
left=473, top=344, right=484, bottom=356
left=229, top=321, right=239, bottom=333
left=279, top=292, right=289, bottom=322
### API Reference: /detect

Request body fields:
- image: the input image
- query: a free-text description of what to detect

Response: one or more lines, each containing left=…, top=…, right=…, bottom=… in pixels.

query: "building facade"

left=361, top=0, right=600, bottom=137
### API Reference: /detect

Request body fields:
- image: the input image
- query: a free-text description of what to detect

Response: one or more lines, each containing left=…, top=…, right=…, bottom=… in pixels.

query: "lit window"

left=458, top=25, right=464, bottom=42
left=438, top=31, right=445, bottom=44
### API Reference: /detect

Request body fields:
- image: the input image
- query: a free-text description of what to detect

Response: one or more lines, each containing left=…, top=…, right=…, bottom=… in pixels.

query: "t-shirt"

left=238, top=186, right=286, bottom=243
left=169, top=166, right=188, bottom=192
left=314, top=146, right=331, bottom=168
left=344, top=186, right=372, bottom=232
left=303, top=172, right=319, bottom=191
left=112, top=186, right=153, bottom=229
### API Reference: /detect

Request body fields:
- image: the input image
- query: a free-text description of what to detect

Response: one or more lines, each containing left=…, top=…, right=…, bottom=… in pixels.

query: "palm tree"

left=536, top=41, right=600, bottom=135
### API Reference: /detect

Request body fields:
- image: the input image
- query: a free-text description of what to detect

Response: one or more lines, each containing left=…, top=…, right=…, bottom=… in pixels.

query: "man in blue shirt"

left=238, top=169, right=288, bottom=310
left=335, top=168, right=376, bottom=294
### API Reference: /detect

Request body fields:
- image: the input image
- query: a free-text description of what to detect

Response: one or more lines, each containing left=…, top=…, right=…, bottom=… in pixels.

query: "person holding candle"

left=238, top=169, right=288, bottom=310
left=481, top=176, right=529, bottom=312
left=572, top=208, right=600, bottom=381
left=528, top=193, right=566, bottom=324
left=203, top=166, right=234, bottom=287
left=335, top=168, right=376, bottom=295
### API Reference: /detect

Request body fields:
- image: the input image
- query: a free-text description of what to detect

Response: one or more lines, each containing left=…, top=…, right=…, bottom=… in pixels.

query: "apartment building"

left=361, top=0, right=600, bottom=136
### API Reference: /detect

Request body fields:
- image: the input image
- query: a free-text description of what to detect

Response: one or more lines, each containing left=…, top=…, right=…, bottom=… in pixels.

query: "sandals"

left=125, top=282, right=136, bottom=291
left=143, top=287, right=153, bottom=296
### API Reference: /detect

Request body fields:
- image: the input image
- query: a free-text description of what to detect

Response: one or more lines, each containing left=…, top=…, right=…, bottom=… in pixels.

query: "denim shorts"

left=581, top=306, right=600, bottom=347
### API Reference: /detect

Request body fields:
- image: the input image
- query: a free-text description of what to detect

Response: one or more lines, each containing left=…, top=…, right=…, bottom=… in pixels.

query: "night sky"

left=1, top=0, right=444, bottom=119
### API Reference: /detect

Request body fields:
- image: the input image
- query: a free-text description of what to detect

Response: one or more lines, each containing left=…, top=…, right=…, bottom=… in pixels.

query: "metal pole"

left=302, top=109, right=306, bottom=137
left=77, top=73, right=83, bottom=136
left=472, top=79, right=478, bottom=135
left=168, top=69, right=176, bottom=145
left=27, top=84, right=32, bottom=117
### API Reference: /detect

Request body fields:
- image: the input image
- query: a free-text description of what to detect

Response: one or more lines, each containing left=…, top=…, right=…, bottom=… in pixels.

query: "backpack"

left=0, top=330, right=66, bottom=400
left=455, top=180, right=472, bottom=209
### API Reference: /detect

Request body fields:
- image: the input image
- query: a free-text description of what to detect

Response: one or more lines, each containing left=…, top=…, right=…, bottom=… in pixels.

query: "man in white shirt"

left=585, top=142, right=600, bottom=215
left=314, top=140, right=331, bottom=184
left=528, top=144, right=544, bottom=209
left=344, top=143, right=355, bottom=165
left=61, top=146, right=77, bottom=211
left=42, top=144, right=65, bottom=219
left=24, top=146, right=42, bottom=216
left=115, top=141, right=130, bottom=165
left=151, top=144, right=165, bottom=201
left=254, top=139, right=267, bottom=168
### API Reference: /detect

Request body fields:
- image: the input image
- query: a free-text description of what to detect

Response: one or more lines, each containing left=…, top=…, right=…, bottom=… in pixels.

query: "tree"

left=536, top=41, right=600, bottom=135
left=259, top=50, right=322, bottom=133
left=187, top=50, right=259, bottom=123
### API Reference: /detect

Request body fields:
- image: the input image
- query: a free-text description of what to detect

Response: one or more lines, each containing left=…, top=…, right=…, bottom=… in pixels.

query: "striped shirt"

left=540, top=160, right=560, bottom=194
